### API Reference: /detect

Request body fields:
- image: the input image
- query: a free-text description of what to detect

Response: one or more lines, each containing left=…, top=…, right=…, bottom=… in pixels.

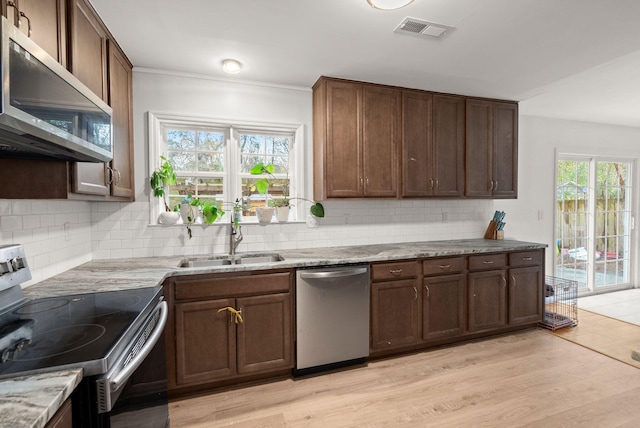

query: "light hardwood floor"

left=170, top=319, right=640, bottom=427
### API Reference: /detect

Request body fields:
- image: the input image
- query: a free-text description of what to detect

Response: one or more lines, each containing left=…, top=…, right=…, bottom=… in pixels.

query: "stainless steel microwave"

left=0, top=16, right=112, bottom=162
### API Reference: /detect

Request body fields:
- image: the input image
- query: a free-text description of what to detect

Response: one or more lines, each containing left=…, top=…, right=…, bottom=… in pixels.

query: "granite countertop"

left=14, top=238, right=546, bottom=427
left=24, top=238, right=547, bottom=298
left=0, top=369, right=82, bottom=428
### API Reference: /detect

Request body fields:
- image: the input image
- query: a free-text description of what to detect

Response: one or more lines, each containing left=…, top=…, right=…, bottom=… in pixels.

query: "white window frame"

left=148, top=111, right=305, bottom=225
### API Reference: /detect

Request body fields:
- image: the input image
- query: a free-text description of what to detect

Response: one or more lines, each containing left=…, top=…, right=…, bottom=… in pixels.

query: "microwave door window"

left=8, top=39, right=111, bottom=150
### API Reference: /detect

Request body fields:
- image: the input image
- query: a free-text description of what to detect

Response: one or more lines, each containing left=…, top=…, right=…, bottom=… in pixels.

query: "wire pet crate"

left=539, top=275, right=578, bottom=331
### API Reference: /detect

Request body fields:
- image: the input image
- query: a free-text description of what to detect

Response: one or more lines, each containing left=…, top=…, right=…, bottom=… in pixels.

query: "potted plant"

left=150, top=156, right=180, bottom=224
left=250, top=162, right=325, bottom=224
left=250, top=162, right=276, bottom=225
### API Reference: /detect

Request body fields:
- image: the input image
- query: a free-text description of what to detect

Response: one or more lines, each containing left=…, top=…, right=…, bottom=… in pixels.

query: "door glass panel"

left=594, top=161, right=631, bottom=288
left=555, top=158, right=633, bottom=294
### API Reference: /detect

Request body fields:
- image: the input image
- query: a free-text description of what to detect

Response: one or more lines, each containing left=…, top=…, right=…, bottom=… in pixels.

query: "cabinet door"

left=468, top=270, right=507, bottom=331
left=432, top=95, right=464, bottom=197
left=423, top=274, right=466, bottom=340
left=492, top=102, right=518, bottom=198
left=465, top=99, right=492, bottom=197
left=401, top=90, right=432, bottom=197
left=44, top=398, right=72, bottom=428
left=175, top=298, right=236, bottom=385
left=362, top=85, right=398, bottom=197
left=509, top=265, right=543, bottom=325
left=17, top=0, right=66, bottom=65
left=371, top=279, right=421, bottom=351
left=325, top=80, right=362, bottom=197
left=68, top=0, right=107, bottom=100
left=236, top=293, right=292, bottom=374
left=108, top=40, right=134, bottom=198
left=69, top=0, right=109, bottom=195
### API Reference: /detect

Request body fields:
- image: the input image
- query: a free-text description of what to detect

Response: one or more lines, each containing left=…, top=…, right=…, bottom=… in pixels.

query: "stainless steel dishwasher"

left=295, top=264, right=370, bottom=375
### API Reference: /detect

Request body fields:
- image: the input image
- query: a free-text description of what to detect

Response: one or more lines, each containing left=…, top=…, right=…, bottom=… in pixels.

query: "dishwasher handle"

left=299, top=266, right=368, bottom=280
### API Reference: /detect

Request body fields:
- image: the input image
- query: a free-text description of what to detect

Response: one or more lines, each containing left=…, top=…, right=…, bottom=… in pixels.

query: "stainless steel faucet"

left=229, top=215, right=243, bottom=256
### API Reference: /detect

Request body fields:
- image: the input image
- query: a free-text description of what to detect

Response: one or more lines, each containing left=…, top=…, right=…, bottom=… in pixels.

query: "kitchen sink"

left=179, top=253, right=283, bottom=268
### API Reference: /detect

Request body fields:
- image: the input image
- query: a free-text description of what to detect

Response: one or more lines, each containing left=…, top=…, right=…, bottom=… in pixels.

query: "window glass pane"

left=169, top=151, right=196, bottom=172
left=167, top=130, right=195, bottom=150
left=198, top=153, right=224, bottom=172
left=197, top=131, right=224, bottom=152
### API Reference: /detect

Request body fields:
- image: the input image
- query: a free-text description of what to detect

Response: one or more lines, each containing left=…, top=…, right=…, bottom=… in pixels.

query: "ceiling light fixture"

left=222, top=59, right=242, bottom=74
left=367, top=0, right=414, bottom=10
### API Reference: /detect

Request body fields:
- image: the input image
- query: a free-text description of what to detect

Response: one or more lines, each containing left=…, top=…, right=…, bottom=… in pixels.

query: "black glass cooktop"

left=0, top=286, right=162, bottom=379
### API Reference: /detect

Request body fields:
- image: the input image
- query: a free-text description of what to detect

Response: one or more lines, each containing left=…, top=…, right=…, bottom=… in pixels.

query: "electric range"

left=0, top=244, right=169, bottom=427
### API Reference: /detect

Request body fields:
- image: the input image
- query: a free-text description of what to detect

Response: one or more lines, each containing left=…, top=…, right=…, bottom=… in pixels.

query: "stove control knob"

left=10, top=257, right=25, bottom=271
left=0, top=261, right=11, bottom=275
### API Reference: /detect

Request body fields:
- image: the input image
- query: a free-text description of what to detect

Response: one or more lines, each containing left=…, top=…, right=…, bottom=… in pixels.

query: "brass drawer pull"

left=439, top=264, right=451, bottom=271
left=413, top=286, right=418, bottom=301
left=482, top=261, right=494, bottom=264
left=522, top=257, right=533, bottom=261
left=217, top=306, right=243, bottom=324
left=425, top=285, right=430, bottom=298
left=389, top=269, right=403, bottom=276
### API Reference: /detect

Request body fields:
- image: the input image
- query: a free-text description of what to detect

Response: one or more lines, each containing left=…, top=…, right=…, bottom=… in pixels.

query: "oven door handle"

left=110, top=300, right=168, bottom=392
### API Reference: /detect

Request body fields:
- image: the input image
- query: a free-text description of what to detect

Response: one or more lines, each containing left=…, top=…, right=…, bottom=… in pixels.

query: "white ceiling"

left=89, top=0, right=640, bottom=127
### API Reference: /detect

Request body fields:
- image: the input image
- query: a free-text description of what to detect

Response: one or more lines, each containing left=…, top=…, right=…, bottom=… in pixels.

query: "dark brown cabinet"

left=166, top=271, right=293, bottom=394
left=68, top=0, right=134, bottom=199
left=44, top=398, right=72, bottom=428
left=422, top=257, right=466, bottom=340
left=106, top=40, right=134, bottom=198
left=68, top=0, right=110, bottom=196
left=508, top=251, right=544, bottom=325
left=1, top=0, right=67, bottom=65
left=465, top=99, right=518, bottom=198
left=313, top=77, right=398, bottom=199
left=0, top=0, right=134, bottom=201
left=467, top=253, right=508, bottom=332
left=402, top=92, right=464, bottom=197
left=370, top=261, right=421, bottom=352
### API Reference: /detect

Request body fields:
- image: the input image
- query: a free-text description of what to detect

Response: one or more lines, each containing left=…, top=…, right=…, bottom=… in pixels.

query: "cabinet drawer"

left=468, top=253, right=507, bottom=271
left=175, top=271, right=291, bottom=300
left=422, top=257, right=465, bottom=276
left=509, top=250, right=542, bottom=267
left=371, top=261, right=418, bottom=281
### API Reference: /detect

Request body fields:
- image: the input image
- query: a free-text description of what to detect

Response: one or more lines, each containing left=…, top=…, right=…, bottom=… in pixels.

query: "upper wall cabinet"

left=402, top=92, right=464, bottom=197
left=1, top=0, right=66, bottom=65
left=0, top=0, right=134, bottom=200
left=313, top=77, right=517, bottom=201
left=465, top=99, right=518, bottom=198
left=313, top=77, right=399, bottom=199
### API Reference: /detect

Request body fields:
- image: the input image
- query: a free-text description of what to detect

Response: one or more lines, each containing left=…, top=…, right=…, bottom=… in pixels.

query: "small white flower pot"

left=180, top=203, right=195, bottom=224
left=256, top=207, right=275, bottom=225
left=158, top=211, right=180, bottom=225
left=275, top=206, right=290, bottom=223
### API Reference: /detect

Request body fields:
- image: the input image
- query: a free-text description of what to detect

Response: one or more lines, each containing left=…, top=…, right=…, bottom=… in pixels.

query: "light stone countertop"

left=0, top=369, right=82, bottom=428
left=23, top=238, right=547, bottom=298
left=13, top=238, right=547, bottom=426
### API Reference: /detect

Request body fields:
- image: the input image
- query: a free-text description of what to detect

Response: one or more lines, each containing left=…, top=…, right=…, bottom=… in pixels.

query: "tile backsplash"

left=1, top=198, right=494, bottom=286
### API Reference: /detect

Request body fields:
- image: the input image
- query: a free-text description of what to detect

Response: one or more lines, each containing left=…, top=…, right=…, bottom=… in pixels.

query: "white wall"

left=87, top=70, right=496, bottom=261
left=4, top=70, right=640, bottom=286
left=496, top=115, right=640, bottom=283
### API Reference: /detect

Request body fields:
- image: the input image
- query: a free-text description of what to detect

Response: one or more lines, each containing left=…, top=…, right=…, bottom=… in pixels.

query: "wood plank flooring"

left=169, top=318, right=640, bottom=427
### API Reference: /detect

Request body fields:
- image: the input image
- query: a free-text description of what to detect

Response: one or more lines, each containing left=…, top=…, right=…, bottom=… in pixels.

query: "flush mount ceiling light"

left=222, top=59, right=242, bottom=74
left=367, top=0, right=414, bottom=10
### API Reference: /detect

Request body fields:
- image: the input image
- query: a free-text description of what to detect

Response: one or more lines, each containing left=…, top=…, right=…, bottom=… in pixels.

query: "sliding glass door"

left=555, top=157, right=633, bottom=294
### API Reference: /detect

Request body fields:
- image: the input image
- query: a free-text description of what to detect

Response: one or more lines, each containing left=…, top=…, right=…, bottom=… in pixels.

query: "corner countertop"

left=0, top=369, right=82, bottom=428
left=14, top=238, right=546, bottom=427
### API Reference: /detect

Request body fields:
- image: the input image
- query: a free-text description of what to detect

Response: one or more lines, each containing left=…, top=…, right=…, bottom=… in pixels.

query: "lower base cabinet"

left=370, top=279, right=421, bottom=350
left=423, top=273, right=466, bottom=340
left=167, top=270, right=293, bottom=394
left=468, top=269, right=508, bottom=332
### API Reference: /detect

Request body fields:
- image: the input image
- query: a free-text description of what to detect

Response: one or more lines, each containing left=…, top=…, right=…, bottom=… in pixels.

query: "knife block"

left=484, top=221, right=504, bottom=240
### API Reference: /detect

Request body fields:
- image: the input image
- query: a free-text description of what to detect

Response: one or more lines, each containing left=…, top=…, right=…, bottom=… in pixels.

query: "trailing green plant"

left=250, top=162, right=325, bottom=218
left=150, top=156, right=177, bottom=212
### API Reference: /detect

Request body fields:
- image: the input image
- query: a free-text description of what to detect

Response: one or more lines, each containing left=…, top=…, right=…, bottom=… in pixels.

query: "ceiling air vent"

left=394, top=17, right=454, bottom=39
